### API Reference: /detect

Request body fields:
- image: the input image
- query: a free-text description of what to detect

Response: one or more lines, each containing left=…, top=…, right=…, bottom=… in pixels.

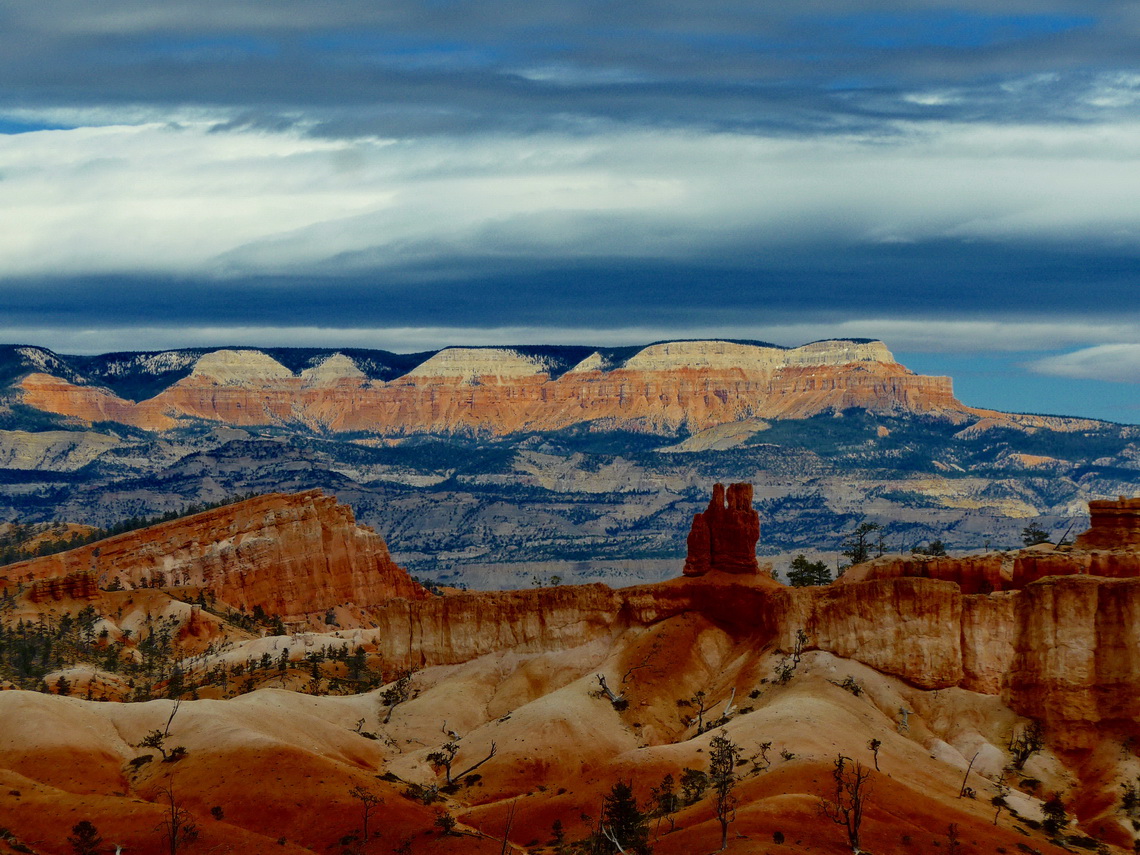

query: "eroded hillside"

left=2, top=489, right=1140, bottom=853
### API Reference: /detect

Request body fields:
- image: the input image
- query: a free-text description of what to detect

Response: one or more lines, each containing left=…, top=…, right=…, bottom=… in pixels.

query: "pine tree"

left=68, top=820, right=103, bottom=855
left=787, top=554, right=831, bottom=586
left=599, top=780, right=651, bottom=854
left=709, top=731, right=743, bottom=850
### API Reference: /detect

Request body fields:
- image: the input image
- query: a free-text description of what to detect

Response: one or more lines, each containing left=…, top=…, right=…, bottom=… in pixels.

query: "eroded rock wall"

left=16, top=341, right=964, bottom=435
left=1, top=491, right=426, bottom=618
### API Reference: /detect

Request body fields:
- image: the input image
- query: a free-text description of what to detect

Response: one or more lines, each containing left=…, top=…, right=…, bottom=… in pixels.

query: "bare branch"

left=600, top=825, right=627, bottom=853
left=722, top=687, right=736, bottom=719
left=452, top=741, right=498, bottom=784
left=597, top=674, right=625, bottom=703
left=959, top=751, right=979, bottom=798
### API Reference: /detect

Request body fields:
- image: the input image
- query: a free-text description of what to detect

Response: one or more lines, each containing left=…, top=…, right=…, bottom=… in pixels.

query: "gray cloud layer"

left=4, top=1, right=1140, bottom=134
left=2, top=1, right=1138, bottom=403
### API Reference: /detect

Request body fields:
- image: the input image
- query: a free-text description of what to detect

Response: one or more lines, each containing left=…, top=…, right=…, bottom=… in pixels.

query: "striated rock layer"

left=7, top=483, right=1140, bottom=752
left=15, top=340, right=969, bottom=435
left=1075, top=496, right=1140, bottom=548
left=820, top=498, right=1140, bottom=747
left=682, top=482, right=761, bottom=576
left=26, top=570, right=99, bottom=603
left=0, top=490, right=427, bottom=618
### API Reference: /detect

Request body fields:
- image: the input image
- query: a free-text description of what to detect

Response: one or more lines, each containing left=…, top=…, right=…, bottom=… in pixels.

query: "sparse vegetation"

left=158, top=779, right=199, bottom=854
left=787, top=554, right=831, bottom=586
left=597, top=780, right=651, bottom=855
left=679, top=767, right=709, bottom=805
left=818, top=755, right=871, bottom=854
left=912, top=539, right=948, bottom=557
left=426, top=739, right=498, bottom=786
left=1009, top=721, right=1045, bottom=770
left=1041, top=793, right=1069, bottom=837
left=867, top=738, right=881, bottom=771
left=841, top=522, right=884, bottom=568
left=67, top=821, right=103, bottom=855
left=0, top=494, right=259, bottom=568
left=709, top=730, right=743, bottom=851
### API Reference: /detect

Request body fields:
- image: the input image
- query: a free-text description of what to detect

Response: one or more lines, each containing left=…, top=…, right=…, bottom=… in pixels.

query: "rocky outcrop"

left=0, top=430, right=121, bottom=471
left=1075, top=496, right=1140, bottom=548
left=2, top=491, right=426, bottom=618
left=841, top=552, right=1013, bottom=594
left=1005, top=576, right=1140, bottom=749
left=844, top=496, right=1140, bottom=593
left=16, top=372, right=178, bottom=431
left=26, top=571, right=99, bottom=603
left=14, top=339, right=970, bottom=435
left=683, top=483, right=760, bottom=576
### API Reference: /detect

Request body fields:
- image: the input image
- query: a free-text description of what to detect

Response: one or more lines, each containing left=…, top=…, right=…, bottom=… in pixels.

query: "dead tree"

left=897, top=707, right=912, bottom=733
left=498, top=798, right=519, bottom=855
left=157, top=778, right=198, bottom=855
left=428, top=740, right=498, bottom=786
left=597, top=674, right=625, bottom=704
left=1009, top=721, right=1044, bottom=770
left=818, top=755, right=872, bottom=854
left=958, top=751, right=979, bottom=798
left=721, top=688, right=736, bottom=719
left=600, top=824, right=628, bottom=854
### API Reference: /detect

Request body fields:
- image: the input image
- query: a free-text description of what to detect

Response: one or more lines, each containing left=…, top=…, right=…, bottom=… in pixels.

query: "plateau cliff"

left=10, top=339, right=971, bottom=435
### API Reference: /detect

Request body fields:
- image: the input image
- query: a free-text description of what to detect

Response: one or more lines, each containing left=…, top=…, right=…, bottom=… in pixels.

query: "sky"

left=0, top=1, right=1138, bottom=421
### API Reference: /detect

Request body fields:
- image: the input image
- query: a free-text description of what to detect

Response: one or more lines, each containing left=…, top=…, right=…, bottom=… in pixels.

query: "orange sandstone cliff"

left=8, top=486, right=1140, bottom=754
left=0, top=490, right=426, bottom=618
left=346, top=492, right=1140, bottom=751
left=15, top=340, right=968, bottom=435
left=3, top=488, right=1140, bottom=852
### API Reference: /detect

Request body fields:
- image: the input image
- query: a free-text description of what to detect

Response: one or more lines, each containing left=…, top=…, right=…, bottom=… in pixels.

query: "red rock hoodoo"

left=26, top=570, right=99, bottom=603
left=682, top=482, right=760, bottom=576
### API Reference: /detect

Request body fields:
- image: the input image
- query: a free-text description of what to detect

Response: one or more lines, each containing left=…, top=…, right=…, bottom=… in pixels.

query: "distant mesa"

left=5, top=337, right=997, bottom=436
left=682, top=482, right=761, bottom=576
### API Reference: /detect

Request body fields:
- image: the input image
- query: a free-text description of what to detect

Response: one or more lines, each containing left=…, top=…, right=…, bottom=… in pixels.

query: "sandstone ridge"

left=3, top=490, right=1140, bottom=851
left=12, top=338, right=974, bottom=435
left=1, top=490, right=427, bottom=618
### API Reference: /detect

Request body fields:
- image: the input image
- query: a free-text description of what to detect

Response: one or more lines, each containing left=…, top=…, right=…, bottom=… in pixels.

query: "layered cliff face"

left=1076, top=496, right=1140, bottom=548
left=823, top=499, right=1140, bottom=747
left=0, top=490, right=426, bottom=618
left=12, top=339, right=968, bottom=436
left=4, top=490, right=1140, bottom=851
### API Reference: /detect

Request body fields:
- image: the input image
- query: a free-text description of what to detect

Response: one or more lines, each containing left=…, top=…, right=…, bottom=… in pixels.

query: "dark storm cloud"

left=2, top=239, right=1135, bottom=332
left=2, top=1, right=1139, bottom=133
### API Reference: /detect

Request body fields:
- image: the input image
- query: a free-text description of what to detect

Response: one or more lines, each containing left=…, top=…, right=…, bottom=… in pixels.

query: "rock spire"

left=682, top=482, right=761, bottom=576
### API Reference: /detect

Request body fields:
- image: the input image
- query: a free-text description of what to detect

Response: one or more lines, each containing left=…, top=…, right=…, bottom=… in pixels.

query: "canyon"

left=2, top=487, right=1140, bottom=853
left=2, top=339, right=1137, bottom=590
